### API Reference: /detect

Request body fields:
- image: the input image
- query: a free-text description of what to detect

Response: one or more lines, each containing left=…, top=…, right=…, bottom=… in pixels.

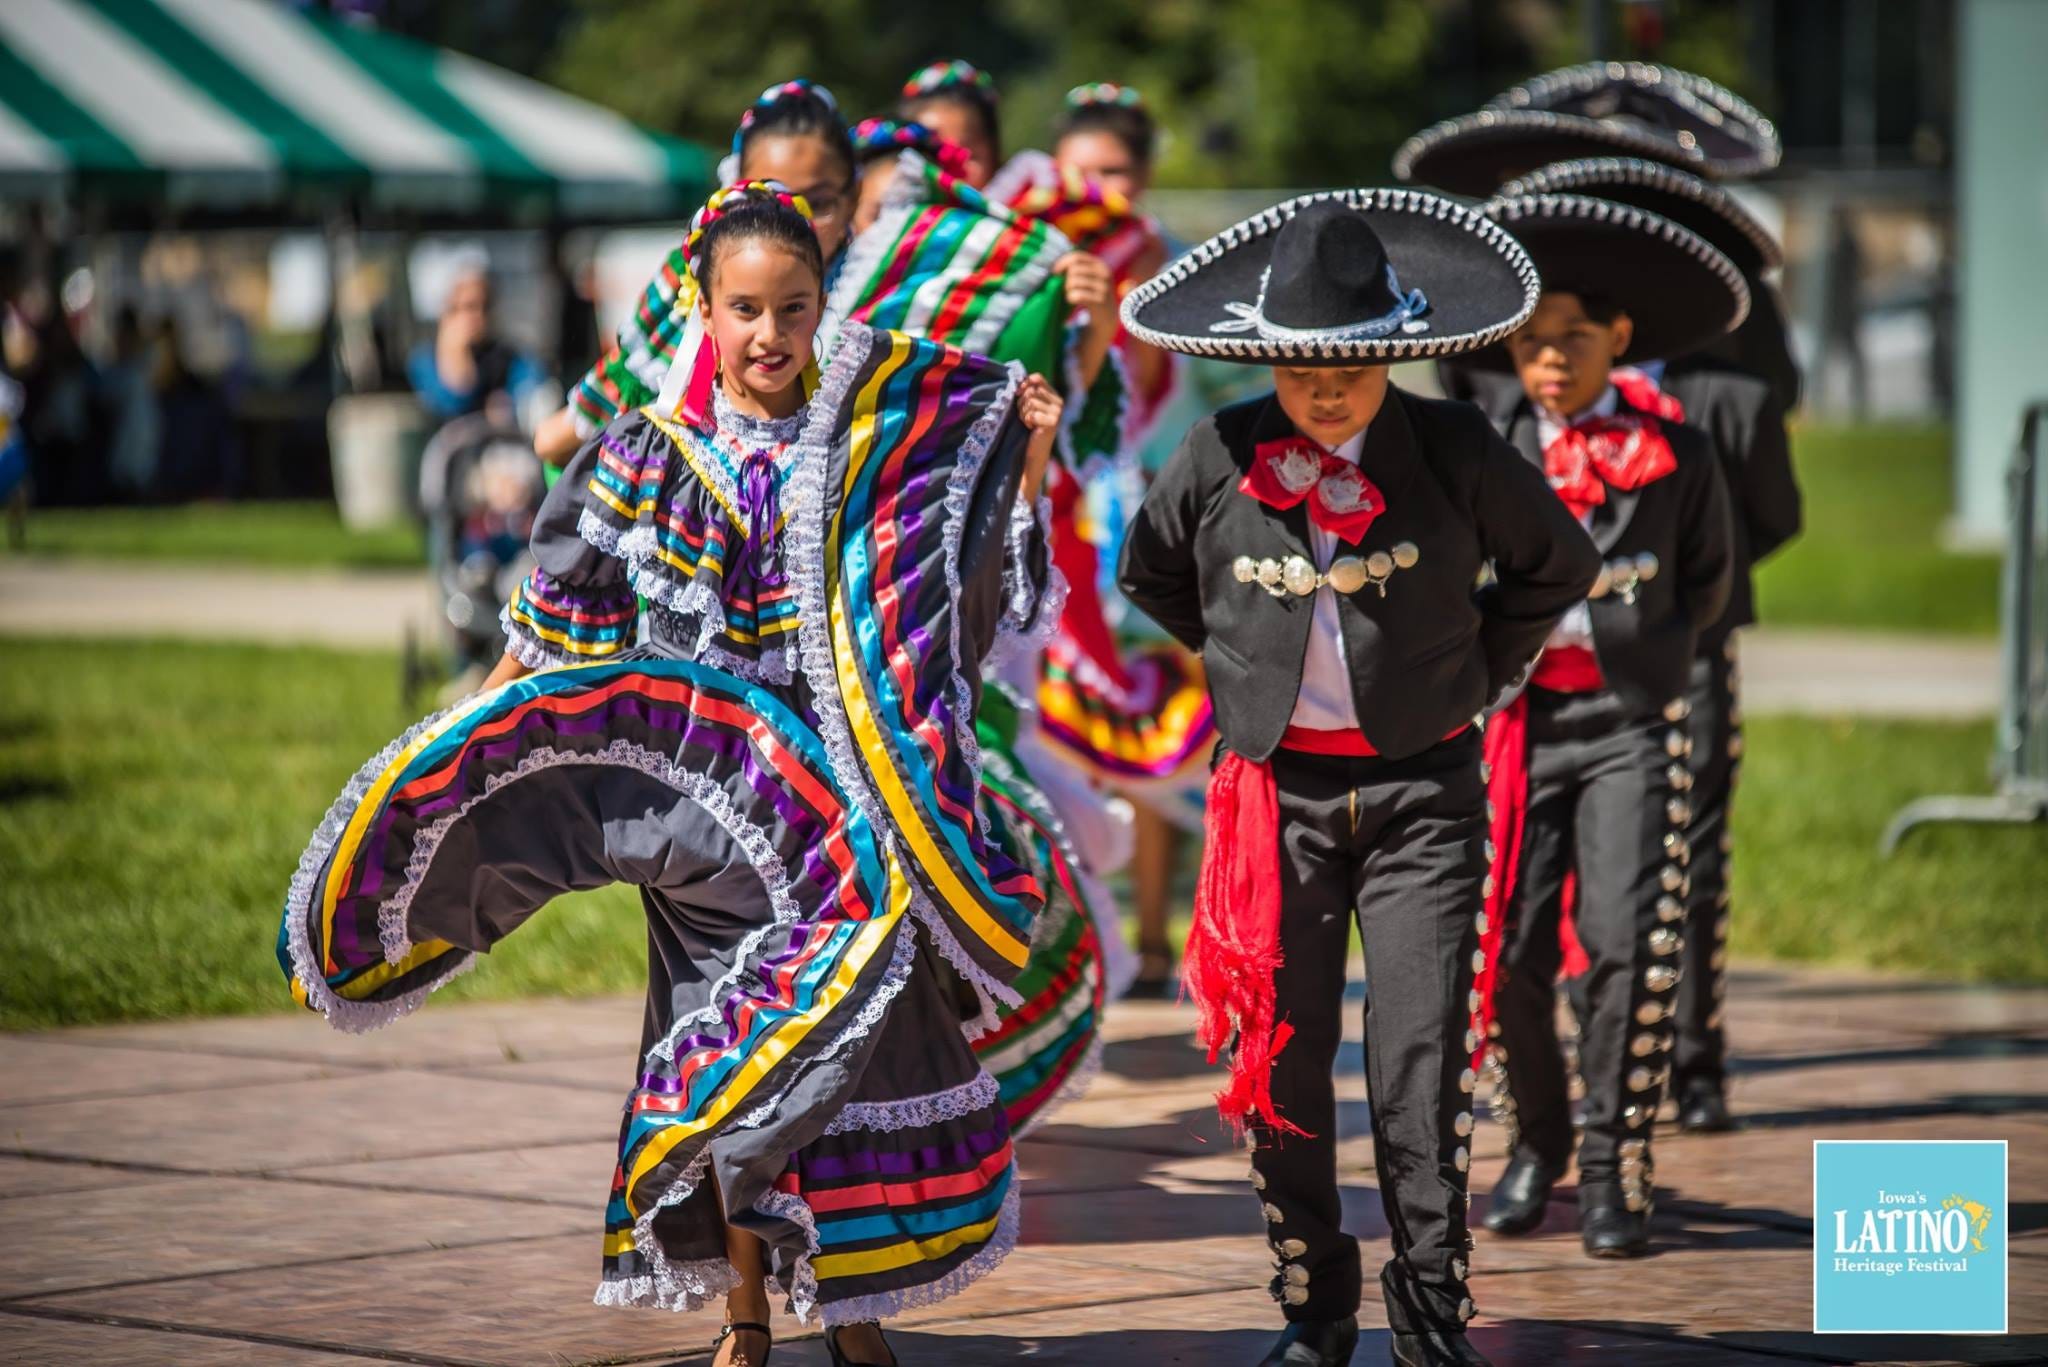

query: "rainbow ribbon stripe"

left=834, top=157, right=1068, bottom=369
left=821, top=328, right=1042, bottom=982
left=1037, top=640, right=1216, bottom=781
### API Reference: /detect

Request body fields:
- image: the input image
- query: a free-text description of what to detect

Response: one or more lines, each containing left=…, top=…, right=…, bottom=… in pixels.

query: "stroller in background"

left=409, top=413, right=546, bottom=702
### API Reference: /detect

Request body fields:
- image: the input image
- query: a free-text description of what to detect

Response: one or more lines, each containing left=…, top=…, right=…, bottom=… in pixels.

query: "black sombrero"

left=1394, top=61, right=1781, bottom=198
left=1496, top=157, right=1782, bottom=276
left=1118, top=189, right=1539, bottom=366
left=1464, top=193, right=1751, bottom=371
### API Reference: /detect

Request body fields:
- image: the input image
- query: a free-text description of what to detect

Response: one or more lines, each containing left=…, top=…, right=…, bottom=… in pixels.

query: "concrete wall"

left=1955, top=0, right=2048, bottom=541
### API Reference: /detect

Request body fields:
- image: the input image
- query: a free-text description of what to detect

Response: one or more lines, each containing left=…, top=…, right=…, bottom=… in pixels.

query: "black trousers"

left=1493, top=688, right=1691, bottom=1211
left=1675, top=641, right=1740, bottom=1089
left=1248, top=733, right=1484, bottom=1336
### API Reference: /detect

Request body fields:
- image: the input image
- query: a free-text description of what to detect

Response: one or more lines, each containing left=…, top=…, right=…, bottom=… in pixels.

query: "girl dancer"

left=283, top=183, right=1065, bottom=1367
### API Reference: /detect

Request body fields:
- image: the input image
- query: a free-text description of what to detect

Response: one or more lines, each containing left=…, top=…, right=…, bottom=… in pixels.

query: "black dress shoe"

left=1579, top=1182, right=1649, bottom=1258
left=1256, top=1315, right=1358, bottom=1366
left=1392, top=1328, right=1494, bottom=1367
left=1677, top=1077, right=1735, bottom=1133
left=1479, top=1150, right=1560, bottom=1236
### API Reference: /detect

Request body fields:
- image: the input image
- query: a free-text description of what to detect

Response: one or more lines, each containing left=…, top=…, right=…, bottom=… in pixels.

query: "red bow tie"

left=1543, top=414, right=1677, bottom=519
left=1241, top=438, right=1386, bottom=543
left=1611, top=366, right=1686, bottom=421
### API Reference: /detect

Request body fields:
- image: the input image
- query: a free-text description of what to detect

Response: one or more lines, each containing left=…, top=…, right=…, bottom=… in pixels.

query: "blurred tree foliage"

left=543, top=0, right=1758, bottom=188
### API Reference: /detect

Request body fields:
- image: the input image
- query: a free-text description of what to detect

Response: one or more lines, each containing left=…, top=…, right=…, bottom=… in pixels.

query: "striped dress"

left=280, top=323, right=1068, bottom=1323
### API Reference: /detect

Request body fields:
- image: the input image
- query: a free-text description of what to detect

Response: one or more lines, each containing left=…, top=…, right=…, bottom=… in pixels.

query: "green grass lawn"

left=1754, top=422, right=2001, bottom=636
left=0, top=636, right=641, bottom=1029
left=7, top=501, right=426, bottom=570
left=2, top=425, right=2000, bottom=636
left=2, top=635, right=2043, bottom=1030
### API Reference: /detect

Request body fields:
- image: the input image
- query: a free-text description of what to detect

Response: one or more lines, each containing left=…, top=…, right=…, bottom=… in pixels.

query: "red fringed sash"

left=1187, top=749, right=1298, bottom=1137
left=1474, top=701, right=1530, bottom=1073
left=1187, top=723, right=1467, bottom=1137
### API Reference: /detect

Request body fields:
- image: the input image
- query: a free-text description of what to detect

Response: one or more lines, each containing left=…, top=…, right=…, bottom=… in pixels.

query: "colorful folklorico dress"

left=822, top=145, right=1135, bottom=1011
left=547, top=151, right=1113, bottom=1131
left=280, top=321, right=1065, bottom=1323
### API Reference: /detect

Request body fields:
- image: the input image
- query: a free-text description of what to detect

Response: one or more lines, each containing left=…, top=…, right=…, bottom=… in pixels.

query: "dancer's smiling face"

left=698, top=240, right=823, bottom=414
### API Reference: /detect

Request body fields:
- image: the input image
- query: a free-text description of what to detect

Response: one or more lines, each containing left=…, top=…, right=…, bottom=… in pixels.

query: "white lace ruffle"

left=816, top=1173, right=1023, bottom=1327
left=937, top=360, right=1025, bottom=840
left=591, top=1256, right=741, bottom=1313
left=713, top=384, right=805, bottom=445
left=498, top=601, right=577, bottom=671
left=983, top=493, right=1066, bottom=673
left=822, top=1069, right=1001, bottom=1136
left=698, top=639, right=795, bottom=687
left=281, top=702, right=482, bottom=1034
left=755, top=1186, right=824, bottom=1323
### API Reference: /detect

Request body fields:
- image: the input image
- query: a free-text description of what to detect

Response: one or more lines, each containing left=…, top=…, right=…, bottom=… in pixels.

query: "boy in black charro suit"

left=1462, top=192, right=1742, bottom=1261
left=1116, top=193, right=1599, bottom=1367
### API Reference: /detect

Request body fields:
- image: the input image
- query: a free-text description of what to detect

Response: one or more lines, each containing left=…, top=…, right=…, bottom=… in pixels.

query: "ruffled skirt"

left=277, top=656, right=1101, bottom=1322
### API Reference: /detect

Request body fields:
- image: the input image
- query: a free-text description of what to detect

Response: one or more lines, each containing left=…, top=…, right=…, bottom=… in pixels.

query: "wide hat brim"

left=1394, top=62, right=1781, bottom=198
left=1464, top=193, right=1751, bottom=372
left=1118, top=188, right=1539, bottom=365
left=1496, top=157, right=1782, bottom=276
left=1394, top=109, right=1711, bottom=199
left=1499, top=62, right=1781, bottom=176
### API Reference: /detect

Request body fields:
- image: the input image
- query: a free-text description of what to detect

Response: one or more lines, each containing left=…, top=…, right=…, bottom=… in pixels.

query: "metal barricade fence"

left=1882, top=399, right=2048, bottom=851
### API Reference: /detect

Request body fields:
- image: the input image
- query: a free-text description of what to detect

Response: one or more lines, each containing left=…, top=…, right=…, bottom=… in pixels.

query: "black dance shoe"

left=1255, top=1315, right=1358, bottom=1366
left=1677, top=1076, right=1735, bottom=1133
left=823, top=1322, right=896, bottom=1367
left=1478, top=1150, right=1560, bottom=1235
left=1578, top=1182, right=1649, bottom=1258
left=1391, top=1328, right=1494, bottom=1366
left=710, top=1321, right=772, bottom=1366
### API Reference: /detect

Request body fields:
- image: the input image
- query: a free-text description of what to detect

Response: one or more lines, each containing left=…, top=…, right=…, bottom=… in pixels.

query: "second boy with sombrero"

left=1486, top=158, right=1804, bottom=1135
left=1466, top=192, right=1743, bottom=1259
left=1117, top=193, right=1601, bottom=1367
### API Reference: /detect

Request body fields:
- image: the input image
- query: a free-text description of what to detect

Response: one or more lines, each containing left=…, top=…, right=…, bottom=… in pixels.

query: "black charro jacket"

left=1447, top=361, right=1797, bottom=652
left=1116, top=386, right=1601, bottom=763
left=1493, top=393, right=1736, bottom=713
left=1660, top=358, right=1801, bottom=649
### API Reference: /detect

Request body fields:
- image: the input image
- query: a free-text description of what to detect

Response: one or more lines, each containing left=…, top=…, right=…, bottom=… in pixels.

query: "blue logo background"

left=1814, top=1139, right=2007, bottom=1334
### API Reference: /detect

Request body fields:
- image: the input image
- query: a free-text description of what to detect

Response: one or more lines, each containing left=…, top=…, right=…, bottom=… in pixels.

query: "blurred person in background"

left=408, top=263, right=544, bottom=429
left=103, top=305, right=159, bottom=499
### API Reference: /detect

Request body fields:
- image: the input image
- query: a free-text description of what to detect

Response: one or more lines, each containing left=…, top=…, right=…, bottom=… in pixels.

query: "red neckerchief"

left=1611, top=366, right=1687, bottom=421
left=1542, top=406, right=1678, bottom=520
left=1241, top=437, right=1386, bottom=544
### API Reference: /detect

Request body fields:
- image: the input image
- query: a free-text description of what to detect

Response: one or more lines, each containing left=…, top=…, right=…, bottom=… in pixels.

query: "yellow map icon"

left=1942, top=1195, right=1994, bottom=1253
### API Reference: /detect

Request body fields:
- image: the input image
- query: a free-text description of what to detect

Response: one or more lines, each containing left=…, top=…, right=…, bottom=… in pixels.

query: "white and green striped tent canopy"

left=0, top=0, right=714, bottom=220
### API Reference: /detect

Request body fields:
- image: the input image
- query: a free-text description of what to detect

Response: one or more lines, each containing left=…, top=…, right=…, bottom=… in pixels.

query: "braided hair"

left=850, top=117, right=971, bottom=179
left=731, top=79, right=854, bottom=186
left=896, top=59, right=1001, bottom=164
left=685, top=180, right=823, bottom=297
left=1054, top=82, right=1156, bottom=168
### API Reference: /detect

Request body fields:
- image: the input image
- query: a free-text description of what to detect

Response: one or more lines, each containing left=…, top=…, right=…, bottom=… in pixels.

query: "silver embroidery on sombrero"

left=1210, top=262, right=1431, bottom=342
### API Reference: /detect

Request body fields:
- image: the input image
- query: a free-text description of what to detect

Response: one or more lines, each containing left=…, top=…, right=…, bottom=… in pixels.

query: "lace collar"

left=713, top=382, right=805, bottom=448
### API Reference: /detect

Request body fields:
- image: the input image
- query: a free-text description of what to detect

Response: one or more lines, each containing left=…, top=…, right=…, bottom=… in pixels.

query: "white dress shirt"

left=1287, top=428, right=1369, bottom=730
left=1537, top=385, right=1619, bottom=652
